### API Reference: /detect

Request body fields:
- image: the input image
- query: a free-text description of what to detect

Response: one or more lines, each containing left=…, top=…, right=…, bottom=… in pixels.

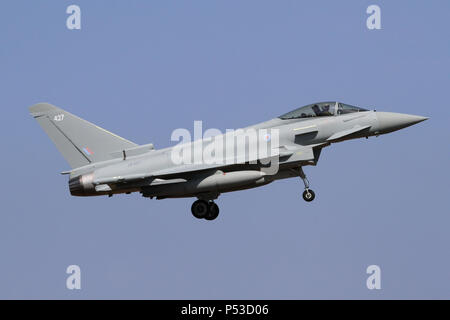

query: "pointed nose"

left=376, top=112, right=428, bottom=134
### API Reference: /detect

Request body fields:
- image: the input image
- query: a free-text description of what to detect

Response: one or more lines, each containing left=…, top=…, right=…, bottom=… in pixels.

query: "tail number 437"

left=54, top=114, right=65, bottom=121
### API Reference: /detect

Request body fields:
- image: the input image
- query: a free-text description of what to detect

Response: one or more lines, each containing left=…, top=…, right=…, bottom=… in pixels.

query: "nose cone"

left=376, top=112, right=428, bottom=134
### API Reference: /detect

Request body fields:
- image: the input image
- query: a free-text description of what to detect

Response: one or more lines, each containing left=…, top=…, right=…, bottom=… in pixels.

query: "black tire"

left=191, top=200, right=209, bottom=219
left=302, top=189, right=315, bottom=202
left=205, top=202, right=219, bottom=221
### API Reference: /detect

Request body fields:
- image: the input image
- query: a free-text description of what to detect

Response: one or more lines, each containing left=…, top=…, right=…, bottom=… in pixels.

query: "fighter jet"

left=29, top=102, right=427, bottom=221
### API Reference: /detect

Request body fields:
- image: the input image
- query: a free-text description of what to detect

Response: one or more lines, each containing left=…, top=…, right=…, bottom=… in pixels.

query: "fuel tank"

left=143, top=170, right=267, bottom=198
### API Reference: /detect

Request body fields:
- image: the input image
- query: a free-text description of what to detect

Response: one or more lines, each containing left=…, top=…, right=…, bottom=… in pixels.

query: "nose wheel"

left=191, top=199, right=219, bottom=221
left=299, top=167, right=316, bottom=202
left=302, top=189, right=315, bottom=202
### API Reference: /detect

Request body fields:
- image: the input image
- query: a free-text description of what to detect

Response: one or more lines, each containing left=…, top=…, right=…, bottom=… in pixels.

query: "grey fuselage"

left=67, top=109, right=424, bottom=200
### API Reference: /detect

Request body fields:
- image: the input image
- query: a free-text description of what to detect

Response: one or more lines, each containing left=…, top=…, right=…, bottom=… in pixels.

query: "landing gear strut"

left=299, top=167, right=315, bottom=202
left=191, top=199, right=220, bottom=221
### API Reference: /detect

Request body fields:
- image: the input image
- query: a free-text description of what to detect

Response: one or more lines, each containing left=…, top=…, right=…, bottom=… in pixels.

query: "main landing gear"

left=299, top=167, right=315, bottom=202
left=191, top=199, right=220, bottom=221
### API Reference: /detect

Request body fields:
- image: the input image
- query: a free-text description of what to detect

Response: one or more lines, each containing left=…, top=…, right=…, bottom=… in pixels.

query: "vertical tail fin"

left=29, top=103, right=137, bottom=169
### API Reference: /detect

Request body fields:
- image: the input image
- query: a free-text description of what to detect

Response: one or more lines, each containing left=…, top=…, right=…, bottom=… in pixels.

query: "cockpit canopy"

left=279, top=102, right=368, bottom=120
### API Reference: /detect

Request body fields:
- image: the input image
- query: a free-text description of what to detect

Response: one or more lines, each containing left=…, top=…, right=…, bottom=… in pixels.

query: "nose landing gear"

left=302, top=189, right=315, bottom=202
left=191, top=199, right=220, bottom=221
left=299, top=167, right=315, bottom=202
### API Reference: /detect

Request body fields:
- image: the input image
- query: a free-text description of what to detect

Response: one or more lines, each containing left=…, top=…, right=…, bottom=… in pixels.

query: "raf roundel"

left=82, top=147, right=93, bottom=156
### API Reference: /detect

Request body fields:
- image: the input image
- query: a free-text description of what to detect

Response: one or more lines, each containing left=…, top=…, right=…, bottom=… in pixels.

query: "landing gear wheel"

left=205, top=202, right=219, bottom=221
left=191, top=200, right=209, bottom=219
left=302, top=189, right=315, bottom=202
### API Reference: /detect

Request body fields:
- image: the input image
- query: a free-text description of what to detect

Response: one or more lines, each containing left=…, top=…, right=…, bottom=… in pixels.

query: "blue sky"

left=0, top=0, right=449, bottom=299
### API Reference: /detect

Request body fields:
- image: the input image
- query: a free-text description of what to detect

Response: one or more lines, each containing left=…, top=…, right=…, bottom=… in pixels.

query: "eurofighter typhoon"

left=29, top=102, right=427, bottom=221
